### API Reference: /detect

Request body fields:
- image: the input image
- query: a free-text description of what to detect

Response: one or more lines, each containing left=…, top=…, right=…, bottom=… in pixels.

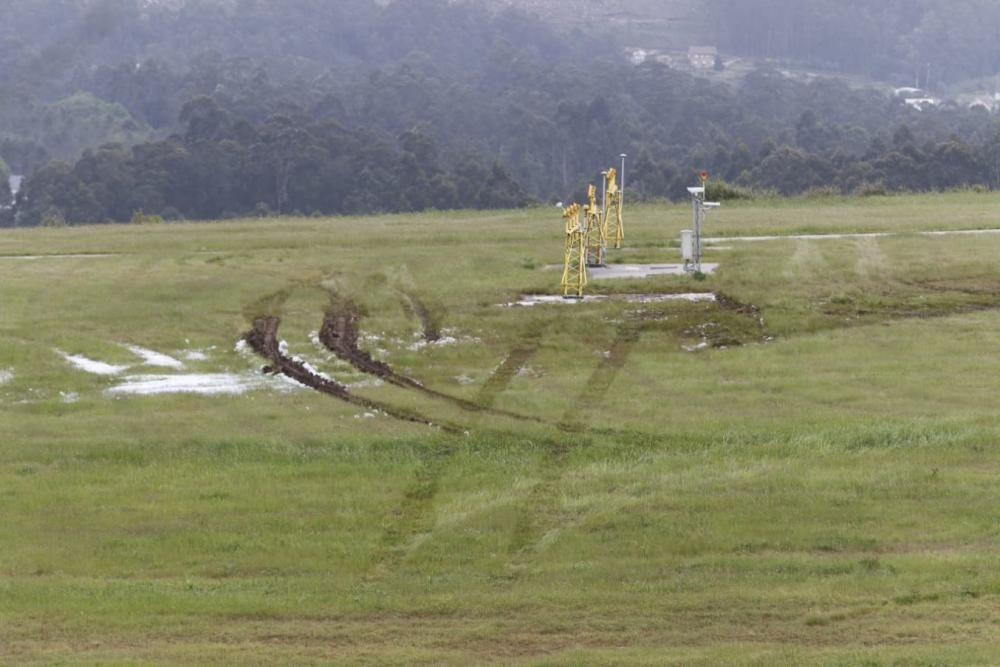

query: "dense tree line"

left=3, top=0, right=1000, bottom=226
left=11, top=98, right=528, bottom=226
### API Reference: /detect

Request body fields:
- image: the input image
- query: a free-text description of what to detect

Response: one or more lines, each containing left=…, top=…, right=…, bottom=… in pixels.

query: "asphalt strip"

left=705, top=228, right=1000, bottom=243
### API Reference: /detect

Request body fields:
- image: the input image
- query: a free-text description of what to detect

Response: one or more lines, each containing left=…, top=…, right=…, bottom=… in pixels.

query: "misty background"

left=3, top=0, right=1000, bottom=225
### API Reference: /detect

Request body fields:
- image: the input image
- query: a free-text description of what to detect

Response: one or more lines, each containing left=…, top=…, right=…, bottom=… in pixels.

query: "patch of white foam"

left=349, top=378, right=385, bottom=390
left=124, top=345, right=185, bottom=369
left=294, top=357, right=335, bottom=383
left=407, top=334, right=480, bottom=351
left=0, top=369, right=12, bottom=385
left=280, top=340, right=338, bottom=383
left=58, top=351, right=130, bottom=376
left=108, top=373, right=267, bottom=396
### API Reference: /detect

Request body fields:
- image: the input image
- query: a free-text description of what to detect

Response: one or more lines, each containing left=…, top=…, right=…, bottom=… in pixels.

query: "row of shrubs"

left=35, top=184, right=999, bottom=227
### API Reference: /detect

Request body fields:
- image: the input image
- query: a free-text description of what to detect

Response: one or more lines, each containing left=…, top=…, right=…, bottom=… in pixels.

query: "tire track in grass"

left=397, top=288, right=441, bottom=343
left=319, top=294, right=549, bottom=426
left=559, top=319, right=642, bottom=431
left=244, top=315, right=466, bottom=434
left=503, top=439, right=573, bottom=581
left=475, top=322, right=547, bottom=409
left=365, top=441, right=457, bottom=580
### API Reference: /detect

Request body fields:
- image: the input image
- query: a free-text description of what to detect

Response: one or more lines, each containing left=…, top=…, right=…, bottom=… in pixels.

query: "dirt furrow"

left=244, top=316, right=465, bottom=434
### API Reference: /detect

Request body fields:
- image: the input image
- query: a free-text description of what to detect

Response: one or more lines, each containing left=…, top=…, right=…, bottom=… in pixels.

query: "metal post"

left=693, top=193, right=702, bottom=273
left=687, top=185, right=707, bottom=274
left=601, top=171, right=608, bottom=213
left=600, top=170, right=609, bottom=264
left=619, top=153, right=627, bottom=204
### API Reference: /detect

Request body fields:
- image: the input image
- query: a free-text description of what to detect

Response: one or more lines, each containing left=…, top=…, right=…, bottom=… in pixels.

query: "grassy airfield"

left=1, top=193, right=1000, bottom=665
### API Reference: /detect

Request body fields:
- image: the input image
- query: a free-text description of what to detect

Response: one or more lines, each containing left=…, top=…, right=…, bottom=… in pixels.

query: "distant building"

left=903, top=97, right=940, bottom=111
left=968, top=98, right=995, bottom=112
left=629, top=49, right=650, bottom=65
left=687, top=46, right=718, bottom=69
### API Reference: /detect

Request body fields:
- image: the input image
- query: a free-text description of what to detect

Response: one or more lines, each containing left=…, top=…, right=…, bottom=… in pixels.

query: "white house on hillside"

left=688, top=46, right=718, bottom=69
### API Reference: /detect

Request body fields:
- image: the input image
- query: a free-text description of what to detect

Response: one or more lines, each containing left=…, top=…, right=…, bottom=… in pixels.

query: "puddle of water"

left=503, top=295, right=607, bottom=307
left=124, top=344, right=185, bottom=369
left=504, top=293, right=716, bottom=307
left=50, top=340, right=316, bottom=397
left=622, top=293, right=717, bottom=303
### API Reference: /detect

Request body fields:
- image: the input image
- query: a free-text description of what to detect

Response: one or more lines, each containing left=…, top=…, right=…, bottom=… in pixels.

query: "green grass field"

left=2, top=193, right=1000, bottom=665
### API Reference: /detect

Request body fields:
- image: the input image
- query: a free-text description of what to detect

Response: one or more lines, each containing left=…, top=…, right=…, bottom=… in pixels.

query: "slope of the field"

left=2, top=194, right=1000, bottom=665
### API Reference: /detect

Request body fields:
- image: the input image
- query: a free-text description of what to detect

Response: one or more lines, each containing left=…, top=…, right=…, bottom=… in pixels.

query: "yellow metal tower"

left=561, top=203, right=587, bottom=298
left=604, top=167, right=624, bottom=249
left=584, top=184, right=605, bottom=266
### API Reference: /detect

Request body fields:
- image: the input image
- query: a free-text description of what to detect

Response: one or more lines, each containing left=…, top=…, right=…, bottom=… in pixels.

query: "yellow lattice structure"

left=561, top=203, right=587, bottom=298
left=604, top=167, right=624, bottom=249
left=584, top=184, right=605, bottom=267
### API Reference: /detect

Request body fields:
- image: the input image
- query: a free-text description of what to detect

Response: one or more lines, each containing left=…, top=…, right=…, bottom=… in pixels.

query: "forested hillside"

left=3, top=0, right=1000, bottom=226
left=708, top=0, right=1000, bottom=85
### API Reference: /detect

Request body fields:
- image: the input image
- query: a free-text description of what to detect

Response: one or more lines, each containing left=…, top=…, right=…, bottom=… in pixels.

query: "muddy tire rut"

left=319, top=296, right=548, bottom=425
left=244, top=316, right=466, bottom=434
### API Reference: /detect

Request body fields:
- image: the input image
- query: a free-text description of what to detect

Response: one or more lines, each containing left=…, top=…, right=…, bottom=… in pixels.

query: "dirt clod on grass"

left=716, top=292, right=766, bottom=328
